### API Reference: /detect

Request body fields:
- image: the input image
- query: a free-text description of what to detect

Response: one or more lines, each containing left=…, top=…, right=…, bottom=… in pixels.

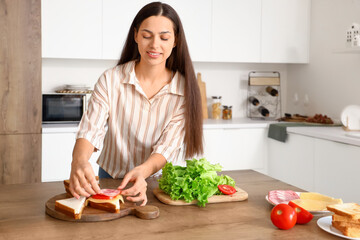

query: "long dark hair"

left=118, top=2, right=203, bottom=158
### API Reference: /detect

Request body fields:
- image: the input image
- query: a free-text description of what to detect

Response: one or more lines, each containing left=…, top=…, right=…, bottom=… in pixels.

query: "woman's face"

left=135, top=16, right=176, bottom=67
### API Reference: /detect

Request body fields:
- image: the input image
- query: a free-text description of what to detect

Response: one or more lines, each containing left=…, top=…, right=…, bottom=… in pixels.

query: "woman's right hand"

left=69, top=138, right=101, bottom=199
left=69, top=159, right=101, bottom=199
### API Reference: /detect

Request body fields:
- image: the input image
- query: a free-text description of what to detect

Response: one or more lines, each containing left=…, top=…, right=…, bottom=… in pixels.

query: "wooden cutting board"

left=45, top=193, right=159, bottom=222
left=197, top=73, right=208, bottom=119
left=153, top=186, right=248, bottom=205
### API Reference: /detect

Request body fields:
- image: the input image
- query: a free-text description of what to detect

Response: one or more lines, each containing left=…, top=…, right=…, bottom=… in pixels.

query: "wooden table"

left=0, top=170, right=339, bottom=240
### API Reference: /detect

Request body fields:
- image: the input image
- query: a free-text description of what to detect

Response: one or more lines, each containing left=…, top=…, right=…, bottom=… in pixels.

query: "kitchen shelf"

left=333, top=47, right=360, bottom=54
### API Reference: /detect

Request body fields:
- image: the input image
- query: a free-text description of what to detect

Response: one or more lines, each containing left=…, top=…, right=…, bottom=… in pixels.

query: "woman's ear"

left=173, top=36, right=177, bottom=48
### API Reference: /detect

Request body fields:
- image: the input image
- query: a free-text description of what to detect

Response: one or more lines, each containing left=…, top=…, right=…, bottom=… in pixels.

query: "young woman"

left=69, top=2, right=203, bottom=206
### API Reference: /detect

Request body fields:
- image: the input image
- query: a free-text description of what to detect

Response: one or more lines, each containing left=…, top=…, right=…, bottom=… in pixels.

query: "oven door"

left=42, top=94, right=85, bottom=123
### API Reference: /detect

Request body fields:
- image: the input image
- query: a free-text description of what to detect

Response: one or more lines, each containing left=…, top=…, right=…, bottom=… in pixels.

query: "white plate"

left=317, top=216, right=360, bottom=239
left=265, top=192, right=330, bottom=214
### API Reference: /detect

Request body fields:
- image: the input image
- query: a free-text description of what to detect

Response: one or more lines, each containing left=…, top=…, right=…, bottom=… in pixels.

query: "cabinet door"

left=267, top=134, right=315, bottom=191
left=42, top=133, right=100, bottom=182
left=314, top=139, right=360, bottom=203
left=203, top=128, right=266, bottom=171
left=41, top=0, right=102, bottom=59
left=212, top=0, right=261, bottom=62
left=261, top=0, right=310, bottom=63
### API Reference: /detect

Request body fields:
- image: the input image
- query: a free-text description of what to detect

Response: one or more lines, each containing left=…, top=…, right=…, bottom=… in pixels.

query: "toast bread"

left=333, top=214, right=360, bottom=224
left=327, top=203, right=360, bottom=220
left=86, top=195, right=124, bottom=213
left=332, top=220, right=360, bottom=238
left=55, top=196, right=86, bottom=219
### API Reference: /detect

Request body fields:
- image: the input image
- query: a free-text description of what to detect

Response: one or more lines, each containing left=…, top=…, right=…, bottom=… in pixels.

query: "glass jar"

left=211, top=96, right=222, bottom=119
left=222, top=105, right=232, bottom=120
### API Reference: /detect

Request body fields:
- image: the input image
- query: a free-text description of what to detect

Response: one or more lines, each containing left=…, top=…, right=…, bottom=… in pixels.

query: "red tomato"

left=91, top=189, right=120, bottom=200
left=288, top=201, right=313, bottom=224
left=270, top=204, right=297, bottom=230
left=218, top=185, right=236, bottom=195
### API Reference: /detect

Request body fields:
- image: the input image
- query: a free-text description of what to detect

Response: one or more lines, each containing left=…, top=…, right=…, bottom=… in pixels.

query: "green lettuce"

left=158, top=158, right=235, bottom=207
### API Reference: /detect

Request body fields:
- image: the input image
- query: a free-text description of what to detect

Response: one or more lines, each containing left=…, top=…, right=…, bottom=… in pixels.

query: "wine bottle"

left=248, top=96, right=260, bottom=106
left=258, top=106, right=270, bottom=117
left=266, top=86, right=278, bottom=96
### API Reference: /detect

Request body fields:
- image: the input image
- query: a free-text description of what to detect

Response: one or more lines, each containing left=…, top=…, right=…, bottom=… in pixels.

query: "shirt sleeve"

left=151, top=101, right=186, bottom=162
left=76, top=72, right=110, bottom=150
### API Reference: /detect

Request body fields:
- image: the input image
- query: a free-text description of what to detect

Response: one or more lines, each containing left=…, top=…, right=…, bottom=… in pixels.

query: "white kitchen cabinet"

left=203, top=128, right=267, bottom=172
left=314, top=138, right=360, bottom=203
left=268, top=132, right=360, bottom=203
left=267, top=134, right=315, bottom=191
left=41, top=0, right=102, bottom=59
left=42, top=132, right=100, bottom=182
left=212, top=0, right=262, bottom=63
left=261, top=0, right=311, bottom=63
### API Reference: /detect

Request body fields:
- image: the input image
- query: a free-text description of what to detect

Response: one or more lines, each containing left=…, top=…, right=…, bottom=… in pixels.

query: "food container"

left=222, top=105, right=232, bottom=120
left=211, top=96, right=222, bottom=119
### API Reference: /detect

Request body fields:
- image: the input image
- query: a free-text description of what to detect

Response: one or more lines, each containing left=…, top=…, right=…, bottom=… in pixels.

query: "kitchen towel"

left=268, top=122, right=341, bottom=142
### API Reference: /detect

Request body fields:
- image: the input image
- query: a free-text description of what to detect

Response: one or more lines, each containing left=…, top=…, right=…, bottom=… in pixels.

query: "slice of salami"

left=268, top=190, right=300, bottom=205
left=99, top=189, right=121, bottom=197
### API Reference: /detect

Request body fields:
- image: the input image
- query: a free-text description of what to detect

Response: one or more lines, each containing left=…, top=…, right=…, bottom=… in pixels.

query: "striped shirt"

left=76, top=60, right=186, bottom=178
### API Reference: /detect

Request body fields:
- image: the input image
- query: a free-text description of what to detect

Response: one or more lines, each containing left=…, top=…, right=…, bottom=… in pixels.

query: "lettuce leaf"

left=158, top=158, right=235, bottom=207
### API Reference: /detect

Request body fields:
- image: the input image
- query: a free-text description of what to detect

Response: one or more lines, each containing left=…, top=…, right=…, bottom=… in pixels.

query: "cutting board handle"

left=131, top=205, right=160, bottom=220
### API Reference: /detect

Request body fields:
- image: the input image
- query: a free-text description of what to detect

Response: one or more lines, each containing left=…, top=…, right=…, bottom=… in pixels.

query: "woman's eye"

left=161, top=38, right=169, bottom=41
left=143, top=36, right=151, bottom=39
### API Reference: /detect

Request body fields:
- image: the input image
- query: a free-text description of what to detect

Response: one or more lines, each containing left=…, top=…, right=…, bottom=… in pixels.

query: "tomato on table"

left=270, top=204, right=297, bottom=230
left=218, top=185, right=236, bottom=195
left=288, top=201, right=313, bottom=224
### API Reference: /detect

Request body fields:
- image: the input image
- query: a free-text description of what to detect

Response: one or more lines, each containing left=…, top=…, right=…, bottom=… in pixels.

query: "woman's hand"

left=118, top=166, right=148, bottom=206
left=69, top=138, right=101, bottom=199
left=69, top=160, right=101, bottom=199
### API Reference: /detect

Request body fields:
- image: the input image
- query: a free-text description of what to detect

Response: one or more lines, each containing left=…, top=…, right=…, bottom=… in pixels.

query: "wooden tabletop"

left=0, top=170, right=339, bottom=240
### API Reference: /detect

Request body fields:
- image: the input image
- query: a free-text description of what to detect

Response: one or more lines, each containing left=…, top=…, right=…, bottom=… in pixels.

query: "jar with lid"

left=211, top=96, right=222, bottom=119
left=222, top=105, right=232, bottom=120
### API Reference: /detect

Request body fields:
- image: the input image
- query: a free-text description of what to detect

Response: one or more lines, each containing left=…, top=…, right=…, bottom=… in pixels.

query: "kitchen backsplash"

left=42, top=58, right=288, bottom=118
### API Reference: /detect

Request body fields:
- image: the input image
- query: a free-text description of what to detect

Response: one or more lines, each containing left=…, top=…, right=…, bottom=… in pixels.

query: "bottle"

left=266, top=86, right=278, bottom=97
left=248, top=96, right=260, bottom=106
left=211, top=96, right=222, bottom=119
left=258, top=106, right=270, bottom=117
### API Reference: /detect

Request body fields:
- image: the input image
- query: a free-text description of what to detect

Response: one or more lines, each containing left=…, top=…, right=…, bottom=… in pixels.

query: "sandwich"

left=55, top=196, right=86, bottom=219
left=86, top=189, right=124, bottom=213
left=327, top=203, right=360, bottom=238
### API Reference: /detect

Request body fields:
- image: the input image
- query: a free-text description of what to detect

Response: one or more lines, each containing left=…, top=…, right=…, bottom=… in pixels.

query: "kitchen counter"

left=0, top=170, right=339, bottom=240
left=42, top=118, right=274, bottom=133
left=287, top=126, right=360, bottom=147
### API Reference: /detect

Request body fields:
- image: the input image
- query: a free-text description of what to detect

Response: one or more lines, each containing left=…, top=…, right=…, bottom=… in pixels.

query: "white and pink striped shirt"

left=76, top=61, right=186, bottom=178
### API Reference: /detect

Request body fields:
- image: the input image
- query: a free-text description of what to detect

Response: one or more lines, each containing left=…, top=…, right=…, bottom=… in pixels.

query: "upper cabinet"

left=212, top=0, right=261, bottom=63
left=41, top=0, right=102, bottom=59
left=261, top=0, right=311, bottom=63
left=42, top=0, right=311, bottom=63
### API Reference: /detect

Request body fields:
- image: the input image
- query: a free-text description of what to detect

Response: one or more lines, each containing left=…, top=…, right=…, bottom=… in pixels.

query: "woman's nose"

left=150, top=36, right=160, bottom=48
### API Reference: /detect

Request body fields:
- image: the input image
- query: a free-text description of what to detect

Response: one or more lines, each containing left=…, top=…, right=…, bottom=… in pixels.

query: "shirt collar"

left=120, top=60, right=185, bottom=97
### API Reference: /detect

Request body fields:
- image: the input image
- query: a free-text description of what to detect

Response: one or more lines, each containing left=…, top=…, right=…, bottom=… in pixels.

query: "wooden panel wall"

left=0, top=0, right=42, bottom=184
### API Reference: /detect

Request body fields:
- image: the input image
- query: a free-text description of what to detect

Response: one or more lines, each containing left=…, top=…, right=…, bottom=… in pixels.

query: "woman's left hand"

left=117, top=167, right=148, bottom=206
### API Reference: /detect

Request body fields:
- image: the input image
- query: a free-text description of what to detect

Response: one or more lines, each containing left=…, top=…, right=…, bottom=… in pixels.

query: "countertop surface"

left=287, top=126, right=360, bottom=147
left=0, top=170, right=339, bottom=240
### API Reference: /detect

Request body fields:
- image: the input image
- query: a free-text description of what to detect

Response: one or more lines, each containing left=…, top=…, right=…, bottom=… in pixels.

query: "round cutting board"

left=45, top=193, right=159, bottom=222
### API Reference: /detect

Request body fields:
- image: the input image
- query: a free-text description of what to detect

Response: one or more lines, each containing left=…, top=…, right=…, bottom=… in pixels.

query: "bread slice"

left=55, top=196, right=86, bottom=219
left=333, top=214, right=360, bottom=224
left=86, top=195, right=124, bottom=213
left=332, top=220, right=360, bottom=238
left=327, top=203, right=360, bottom=220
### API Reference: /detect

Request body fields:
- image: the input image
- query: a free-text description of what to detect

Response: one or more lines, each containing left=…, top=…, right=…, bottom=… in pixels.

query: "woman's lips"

left=147, top=51, right=161, bottom=58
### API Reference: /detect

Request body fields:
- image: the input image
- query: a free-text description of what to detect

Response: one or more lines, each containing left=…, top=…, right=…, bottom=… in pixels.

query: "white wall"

left=42, top=59, right=288, bottom=118
left=287, top=0, right=360, bottom=120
